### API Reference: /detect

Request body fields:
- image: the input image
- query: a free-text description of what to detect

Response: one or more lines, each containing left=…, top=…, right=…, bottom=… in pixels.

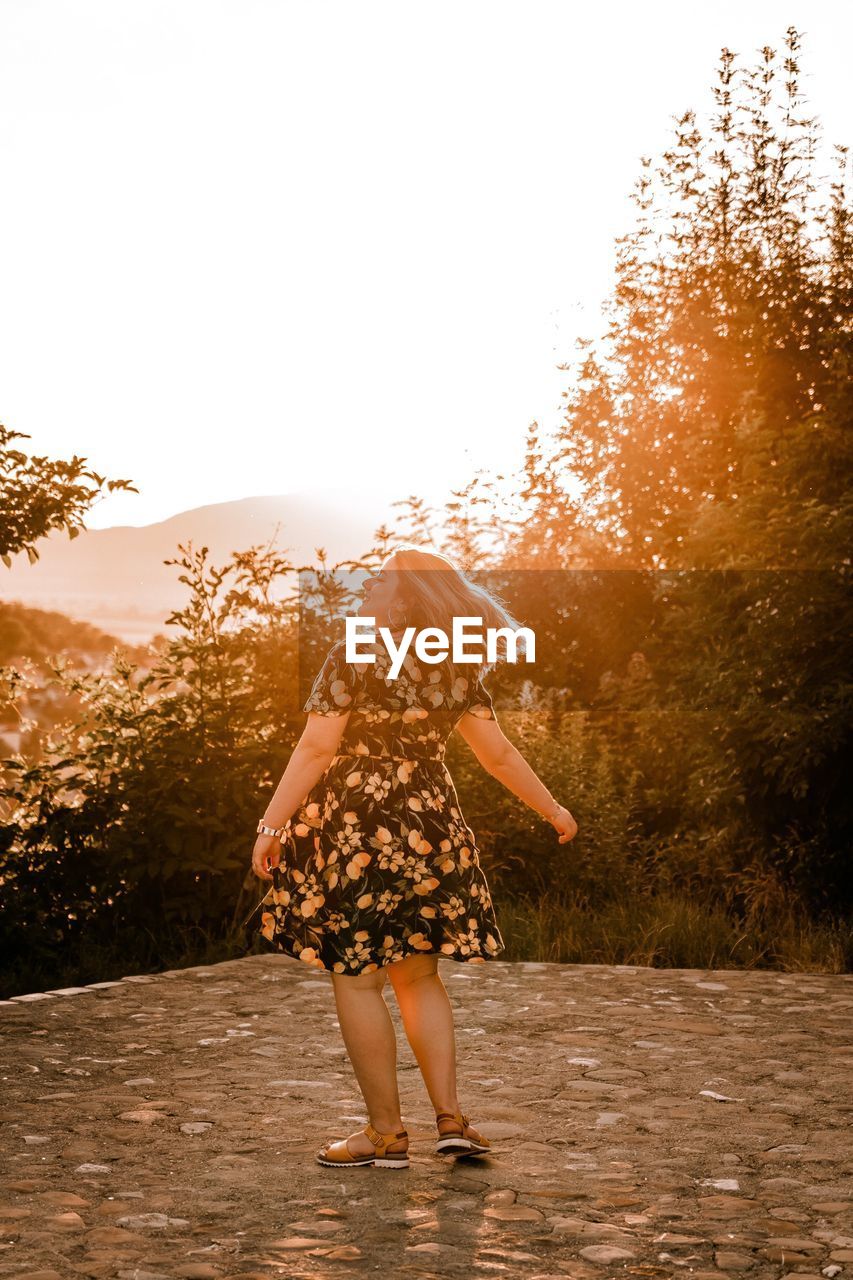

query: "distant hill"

left=0, top=490, right=401, bottom=643
left=0, top=600, right=148, bottom=667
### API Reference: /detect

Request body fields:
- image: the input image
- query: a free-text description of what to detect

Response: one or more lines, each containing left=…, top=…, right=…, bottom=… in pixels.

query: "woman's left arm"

left=251, top=711, right=350, bottom=881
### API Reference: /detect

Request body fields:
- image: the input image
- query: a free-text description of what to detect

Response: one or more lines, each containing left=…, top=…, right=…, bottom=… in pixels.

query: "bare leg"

left=387, top=954, right=491, bottom=1150
left=329, top=966, right=407, bottom=1156
left=385, top=953, right=460, bottom=1116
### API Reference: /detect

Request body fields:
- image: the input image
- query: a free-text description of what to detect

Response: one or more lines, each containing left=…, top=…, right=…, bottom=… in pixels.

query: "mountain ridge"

left=0, top=489, right=404, bottom=643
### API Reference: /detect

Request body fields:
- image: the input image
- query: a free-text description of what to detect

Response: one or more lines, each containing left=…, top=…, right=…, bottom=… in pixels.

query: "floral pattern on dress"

left=258, top=636, right=507, bottom=974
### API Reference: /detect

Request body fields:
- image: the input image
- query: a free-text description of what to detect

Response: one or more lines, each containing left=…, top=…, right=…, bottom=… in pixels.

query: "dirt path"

left=1, top=955, right=851, bottom=1279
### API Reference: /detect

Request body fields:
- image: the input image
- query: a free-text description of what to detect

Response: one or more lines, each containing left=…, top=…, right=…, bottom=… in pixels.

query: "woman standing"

left=251, top=546, right=577, bottom=1169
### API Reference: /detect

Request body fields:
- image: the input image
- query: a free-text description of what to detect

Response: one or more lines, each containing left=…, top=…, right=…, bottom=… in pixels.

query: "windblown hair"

left=384, top=544, right=528, bottom=676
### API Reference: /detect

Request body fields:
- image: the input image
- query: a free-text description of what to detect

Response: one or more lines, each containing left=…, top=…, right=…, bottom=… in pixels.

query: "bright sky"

left=1, top=1, right=850, bottom=529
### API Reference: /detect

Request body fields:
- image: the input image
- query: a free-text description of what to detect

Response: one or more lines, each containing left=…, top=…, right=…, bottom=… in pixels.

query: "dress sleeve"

left=302, top=642, right=363, bottom=716
left=464, top=673, right=498, bottom=721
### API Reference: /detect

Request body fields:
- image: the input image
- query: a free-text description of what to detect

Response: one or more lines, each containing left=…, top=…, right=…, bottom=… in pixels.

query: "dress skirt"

left=259, top=745, right=506, bottom=974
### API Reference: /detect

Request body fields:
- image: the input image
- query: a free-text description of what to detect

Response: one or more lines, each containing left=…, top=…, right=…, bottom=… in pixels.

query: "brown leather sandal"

left=434, top=1110, right=492, bottom=1157
left=316, top=1121, right=409, bottom=1169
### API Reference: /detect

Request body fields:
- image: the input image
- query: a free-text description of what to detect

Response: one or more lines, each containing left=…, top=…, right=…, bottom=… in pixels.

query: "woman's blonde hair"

left=382, top=544, right=527, bottom=676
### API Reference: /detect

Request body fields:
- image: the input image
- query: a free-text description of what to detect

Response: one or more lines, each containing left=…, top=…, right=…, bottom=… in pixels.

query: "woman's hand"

left=251, top=833, right=282, bottom=882
left=549, top=804, right=578, bottom=845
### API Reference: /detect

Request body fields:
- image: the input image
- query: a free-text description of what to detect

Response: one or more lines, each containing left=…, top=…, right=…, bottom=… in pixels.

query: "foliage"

left=0, top=543, right=303, bottom=990
left=0, top=423, right=138, bottom=565
left=428, top=27, right=853, bottom=919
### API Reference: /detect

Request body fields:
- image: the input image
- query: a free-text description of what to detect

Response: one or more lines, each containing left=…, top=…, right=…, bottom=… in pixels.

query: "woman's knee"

left=386, top=953, right=440, bottom=989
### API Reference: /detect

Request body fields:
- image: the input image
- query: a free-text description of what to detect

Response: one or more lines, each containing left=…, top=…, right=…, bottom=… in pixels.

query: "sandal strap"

left=364, top=1122, right=408, bottom=1146
left=436, top=1110, right=470, bottom=1126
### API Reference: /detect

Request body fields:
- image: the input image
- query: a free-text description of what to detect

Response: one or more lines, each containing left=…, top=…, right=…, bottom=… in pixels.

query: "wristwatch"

left=256, top=819, right=284, bottom=838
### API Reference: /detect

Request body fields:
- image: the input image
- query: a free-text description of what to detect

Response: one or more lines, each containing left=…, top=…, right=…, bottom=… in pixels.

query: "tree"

left=0, top=423, right=138, bottom=565
left=549, top=28, right=852, bottom=572
left=431, top=29, right=853, bottom=912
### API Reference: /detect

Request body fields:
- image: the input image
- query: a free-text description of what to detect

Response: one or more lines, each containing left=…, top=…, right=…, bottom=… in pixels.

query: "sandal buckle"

left=364, top=1122, right=383, bottom=1147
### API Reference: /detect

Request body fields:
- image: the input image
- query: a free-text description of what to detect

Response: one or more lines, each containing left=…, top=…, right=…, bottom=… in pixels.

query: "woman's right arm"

left=454, top=713, right=578, bottom=844
left=251, top=711, right=350, bottom=881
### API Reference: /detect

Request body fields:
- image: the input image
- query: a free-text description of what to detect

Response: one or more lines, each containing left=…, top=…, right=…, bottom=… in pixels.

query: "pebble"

left=118, top=1109, right=165, bottom=1123
left=483, top=1203, right=545, bottom=1221
left=115, top=1212, right=191, bottom=1230
left=579, top=1244, right=637, bottom=1263
left=8, top=1272, right=64, bottom=1280
left=116, top=1271, right=172, bottom=1280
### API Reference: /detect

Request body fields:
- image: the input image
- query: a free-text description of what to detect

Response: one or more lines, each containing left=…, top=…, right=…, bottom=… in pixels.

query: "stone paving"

left=1, top=955, right=851, bottom=1280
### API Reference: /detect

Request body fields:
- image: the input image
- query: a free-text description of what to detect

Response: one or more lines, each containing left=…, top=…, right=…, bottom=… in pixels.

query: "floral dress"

left=258, top=636, right=507, bottom=974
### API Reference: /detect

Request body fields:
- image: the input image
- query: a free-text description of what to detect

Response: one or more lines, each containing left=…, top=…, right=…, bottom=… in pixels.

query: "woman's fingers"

left=551, top=807, right=578, bottom=844
left=251, top=836, right=281, bottom=881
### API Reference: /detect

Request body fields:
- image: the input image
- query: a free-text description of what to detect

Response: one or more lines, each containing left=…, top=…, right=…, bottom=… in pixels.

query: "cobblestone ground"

left=1, top=955, right=851, bottom=1280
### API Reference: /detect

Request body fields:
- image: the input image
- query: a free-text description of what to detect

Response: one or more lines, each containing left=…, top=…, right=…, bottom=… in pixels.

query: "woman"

left=251, top=545, right=577, bottom=1170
